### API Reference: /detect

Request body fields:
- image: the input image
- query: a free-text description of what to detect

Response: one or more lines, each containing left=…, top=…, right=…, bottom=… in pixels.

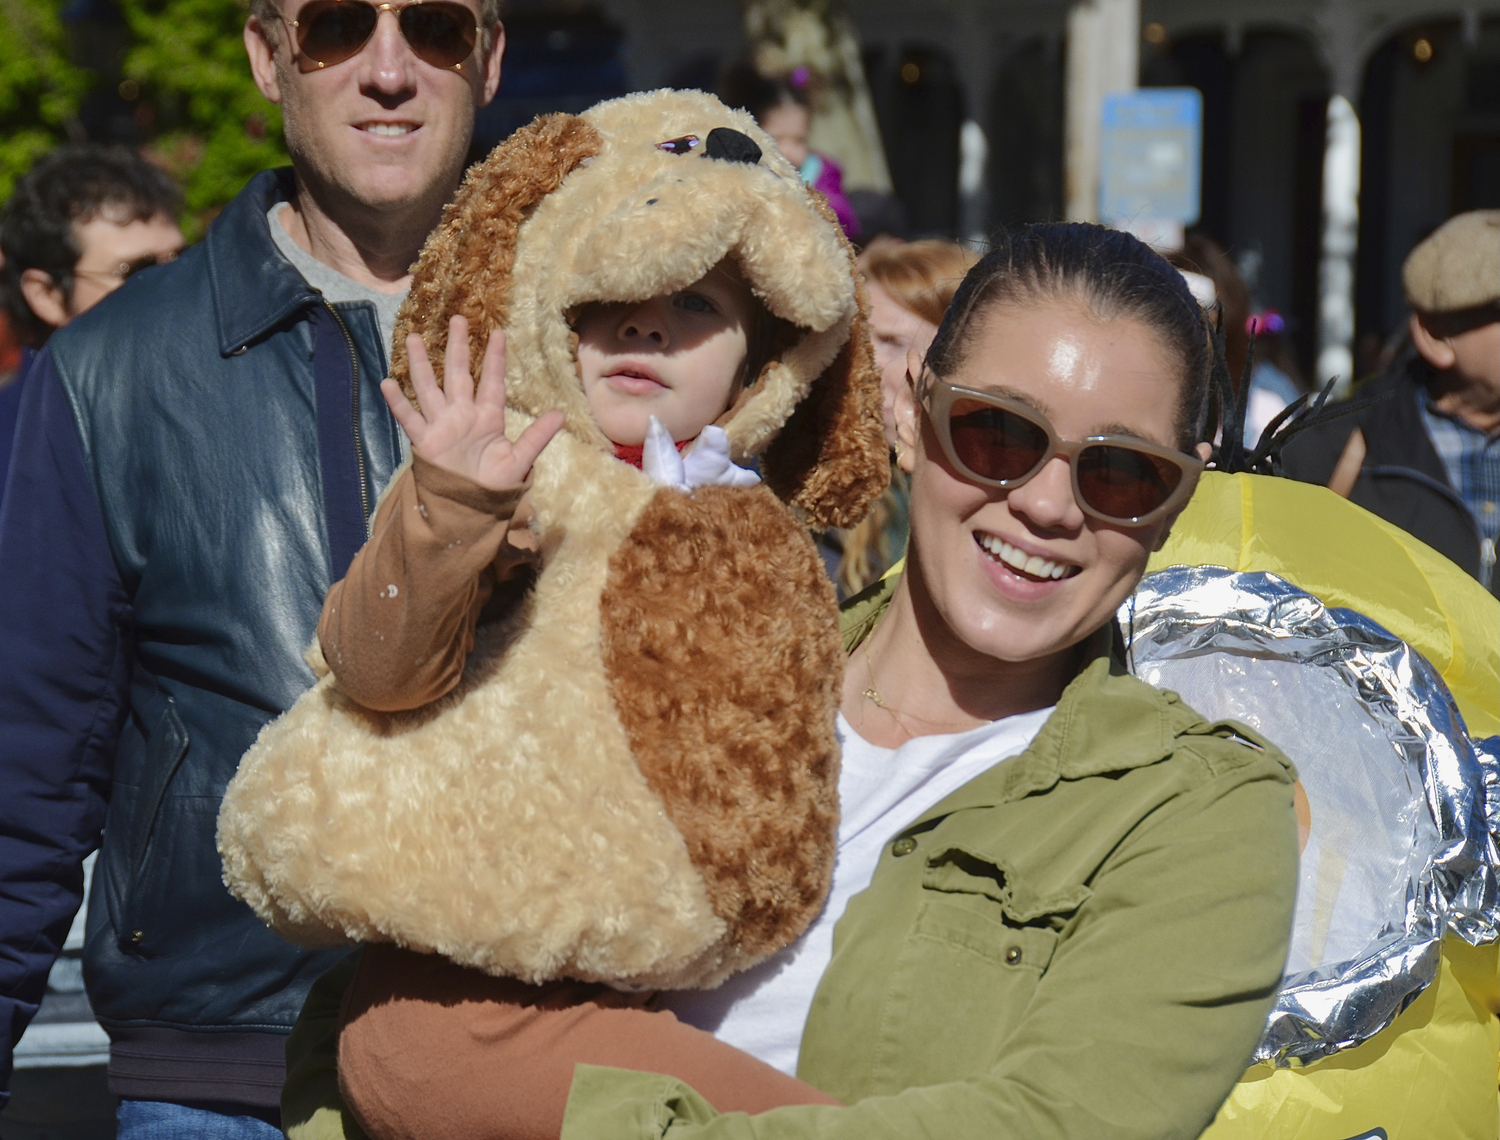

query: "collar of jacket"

left=838, top=568, right=1194, bottom=814
left=1349, top=353, right=1452, bottom=485
left=206, top=168, right=323, bottom=357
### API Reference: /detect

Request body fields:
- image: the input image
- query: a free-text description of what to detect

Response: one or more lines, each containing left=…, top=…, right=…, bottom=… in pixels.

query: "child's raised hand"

left=383, top=316, right=565, bottom=492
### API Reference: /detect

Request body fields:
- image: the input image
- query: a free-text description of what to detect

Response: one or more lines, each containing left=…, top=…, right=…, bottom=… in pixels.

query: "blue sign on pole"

left=1098, top=88, right=1202, bottom=226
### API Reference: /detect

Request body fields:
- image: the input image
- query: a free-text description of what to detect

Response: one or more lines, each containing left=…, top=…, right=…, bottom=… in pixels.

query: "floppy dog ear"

left=760, top=196, right=890, bottom=530
left=390, top=113, right=603, bottom=400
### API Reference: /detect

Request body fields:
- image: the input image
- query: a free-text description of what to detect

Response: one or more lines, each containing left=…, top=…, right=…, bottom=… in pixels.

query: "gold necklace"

left=861, top=638, right=916, bottom=738
left=861, top=638, right=983, bottom=739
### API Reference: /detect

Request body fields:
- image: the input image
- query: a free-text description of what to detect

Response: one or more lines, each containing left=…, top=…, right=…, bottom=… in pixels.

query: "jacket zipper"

left=324, top=302, right=371, bottom=524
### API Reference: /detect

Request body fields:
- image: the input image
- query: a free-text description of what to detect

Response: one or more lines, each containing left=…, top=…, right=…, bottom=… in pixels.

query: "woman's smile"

left=973, top=528, right=1081, bottom=595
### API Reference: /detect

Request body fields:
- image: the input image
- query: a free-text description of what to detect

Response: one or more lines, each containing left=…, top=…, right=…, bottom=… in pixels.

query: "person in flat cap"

left=1284, top=209, right=1500, bottom=597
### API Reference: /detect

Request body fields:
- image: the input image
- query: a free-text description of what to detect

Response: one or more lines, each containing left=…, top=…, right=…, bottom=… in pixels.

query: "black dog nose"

left=704, top=128, right=762, bottom=165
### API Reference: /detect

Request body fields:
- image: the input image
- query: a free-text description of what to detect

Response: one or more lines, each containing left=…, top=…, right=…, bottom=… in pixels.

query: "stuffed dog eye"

left=657, top=135, right=700, bottom=155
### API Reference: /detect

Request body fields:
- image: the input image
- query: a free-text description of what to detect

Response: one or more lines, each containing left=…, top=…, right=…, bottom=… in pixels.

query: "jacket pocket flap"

left=913, top=899, right=1063, bottom=971
left=922, top=844, right=1091, bottom=923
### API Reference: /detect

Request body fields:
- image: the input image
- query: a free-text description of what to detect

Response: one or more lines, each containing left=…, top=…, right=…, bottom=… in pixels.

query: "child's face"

left=575, top=263, right=758, bottom=447
left=760, top=102, right=810, bottom=169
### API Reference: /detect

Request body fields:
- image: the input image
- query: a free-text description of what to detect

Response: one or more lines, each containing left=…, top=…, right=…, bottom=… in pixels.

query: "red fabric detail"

left=613, top=438, right=692, bottom=469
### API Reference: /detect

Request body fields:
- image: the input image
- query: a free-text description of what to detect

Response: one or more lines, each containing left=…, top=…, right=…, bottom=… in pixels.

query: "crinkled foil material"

left=1120, top=567, right=1500, bottom=1066
left=1477, top=735, right=1500, bottom=855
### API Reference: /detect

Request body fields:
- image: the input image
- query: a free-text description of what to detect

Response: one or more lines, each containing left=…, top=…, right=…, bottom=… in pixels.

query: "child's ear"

left=390, top=113, right=603, bottom=403
left=759, top=214, right=890, bottom=530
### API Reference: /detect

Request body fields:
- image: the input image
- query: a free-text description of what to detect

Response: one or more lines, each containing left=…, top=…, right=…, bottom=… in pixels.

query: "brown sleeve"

left=338, top=945, right=837, bottom=1140
left=318, top=455, right=536, bottom=713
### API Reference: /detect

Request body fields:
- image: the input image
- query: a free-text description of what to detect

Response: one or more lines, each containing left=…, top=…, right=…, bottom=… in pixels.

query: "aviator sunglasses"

left=283, top=0, right=478, bottom=72
left=918, top=370, right=1204, bottom=527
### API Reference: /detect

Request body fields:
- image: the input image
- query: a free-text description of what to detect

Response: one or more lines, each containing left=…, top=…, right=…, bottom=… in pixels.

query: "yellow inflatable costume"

left=1150, top=471, right=1499, bottom=1140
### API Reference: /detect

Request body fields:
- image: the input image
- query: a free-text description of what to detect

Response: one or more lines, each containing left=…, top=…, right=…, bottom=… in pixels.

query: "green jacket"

left=283, top=581, right=1299, bottom=1140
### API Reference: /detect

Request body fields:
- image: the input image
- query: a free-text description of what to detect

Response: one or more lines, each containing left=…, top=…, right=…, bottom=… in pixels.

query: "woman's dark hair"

left=720, top=60, right=809, bottom=126
left=926, top=223, right=1214, bottom=451
left=0, top=145, right=182, bottom=347
left=1167, top=233, right=1250, bottom=387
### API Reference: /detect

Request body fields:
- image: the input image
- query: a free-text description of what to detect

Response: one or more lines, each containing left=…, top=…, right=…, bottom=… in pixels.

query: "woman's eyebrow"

left=975, top=383, right=1052, bottom=418
left=1092, top=422, right=1173, bottom=446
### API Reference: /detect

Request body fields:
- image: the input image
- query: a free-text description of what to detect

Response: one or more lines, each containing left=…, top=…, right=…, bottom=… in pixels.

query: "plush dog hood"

left=392, top=87, right=886, bottom=526
left=217, top=89, right=885, bottom=992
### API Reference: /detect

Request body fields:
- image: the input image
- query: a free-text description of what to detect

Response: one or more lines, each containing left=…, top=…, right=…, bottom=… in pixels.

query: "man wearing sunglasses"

left=0, top=1, right=502, bottom=1137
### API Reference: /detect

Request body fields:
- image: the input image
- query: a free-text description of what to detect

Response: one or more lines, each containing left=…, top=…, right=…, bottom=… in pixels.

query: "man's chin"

left=331, top=167, right=452, bottom=216
left=302, top=134, right=465, bottom=211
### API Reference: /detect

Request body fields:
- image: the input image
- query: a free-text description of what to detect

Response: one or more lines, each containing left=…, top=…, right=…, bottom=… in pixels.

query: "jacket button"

left=230, top=345, right=248, bottom=356
left=130, top=930, right=144, bottom=943
left=1004, top=946, right=1022, bottom=965
left=891, top=837, right=917, bottom=857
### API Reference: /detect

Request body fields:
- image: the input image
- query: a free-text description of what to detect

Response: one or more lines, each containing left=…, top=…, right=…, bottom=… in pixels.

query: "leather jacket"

left=0, top=168, right=404, bottom=1107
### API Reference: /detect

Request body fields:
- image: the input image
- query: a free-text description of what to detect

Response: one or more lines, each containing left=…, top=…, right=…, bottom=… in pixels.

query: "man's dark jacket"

left=1281, top=354, right=1498, bottom=600
left=0, top=169, right=404, bottom=1109
left=0, top=347, right=36, bottom=509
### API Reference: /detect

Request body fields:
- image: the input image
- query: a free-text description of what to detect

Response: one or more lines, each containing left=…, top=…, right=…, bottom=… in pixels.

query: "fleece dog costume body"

left=217, top=90, right=887, bottom=993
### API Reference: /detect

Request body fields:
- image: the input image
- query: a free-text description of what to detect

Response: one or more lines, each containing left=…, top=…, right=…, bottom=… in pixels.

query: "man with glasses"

left=0, top=145, right=183, bottom=508
left=0, top=2, right=503, bottom=1136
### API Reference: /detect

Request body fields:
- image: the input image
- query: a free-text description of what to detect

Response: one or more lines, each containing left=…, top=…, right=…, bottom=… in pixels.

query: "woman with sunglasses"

left=289, top=223, right=1300, bottom=1140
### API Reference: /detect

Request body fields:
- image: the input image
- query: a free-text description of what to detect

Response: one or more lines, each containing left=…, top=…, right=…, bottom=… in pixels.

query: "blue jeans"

left=116, top=1100, right=282, bottom=1140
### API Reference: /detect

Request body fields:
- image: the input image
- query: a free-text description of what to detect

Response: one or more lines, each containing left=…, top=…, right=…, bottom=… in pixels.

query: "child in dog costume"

left=216, top=89, right=888, bottom=1139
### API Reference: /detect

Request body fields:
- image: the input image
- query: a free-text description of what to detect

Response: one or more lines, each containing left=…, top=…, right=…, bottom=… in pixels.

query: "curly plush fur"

left=218, top=90, right=886, bottom=990
left=601, top=485, right=843, bottom=972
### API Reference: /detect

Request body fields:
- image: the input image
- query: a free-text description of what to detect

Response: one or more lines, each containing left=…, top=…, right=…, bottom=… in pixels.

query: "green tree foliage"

left=117, top=0, right=288, bottom=231
left=0, top=0, right=288, bottom=235
left=0, top=0, right=91, bottom=200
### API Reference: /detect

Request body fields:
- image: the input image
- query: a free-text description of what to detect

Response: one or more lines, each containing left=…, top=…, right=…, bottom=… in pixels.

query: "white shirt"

left=657, top=706, right=1054, bottom=1076
left=266, top=202, right=408, bottom=355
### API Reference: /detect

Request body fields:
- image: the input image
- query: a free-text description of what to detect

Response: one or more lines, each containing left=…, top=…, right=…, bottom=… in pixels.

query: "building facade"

left=566, top=0, right=1500, bottom=385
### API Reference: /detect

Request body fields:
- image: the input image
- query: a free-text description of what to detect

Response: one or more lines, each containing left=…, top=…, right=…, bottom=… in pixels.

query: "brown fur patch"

left=390, top=113, right=604, bottom=402
left=599, top=485, right=843, bottom=970
left=760, top=188, right=889, bottom=529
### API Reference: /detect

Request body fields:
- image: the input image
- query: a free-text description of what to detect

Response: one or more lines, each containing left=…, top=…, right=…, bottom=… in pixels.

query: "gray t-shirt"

left=267, top=201, right=407, bottom=354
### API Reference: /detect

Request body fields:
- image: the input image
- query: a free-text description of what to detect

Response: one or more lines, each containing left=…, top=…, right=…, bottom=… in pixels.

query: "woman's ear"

left=1152, top=452, right=1211, bottom=551
left=1151, top=518, right=1176, bottom=553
